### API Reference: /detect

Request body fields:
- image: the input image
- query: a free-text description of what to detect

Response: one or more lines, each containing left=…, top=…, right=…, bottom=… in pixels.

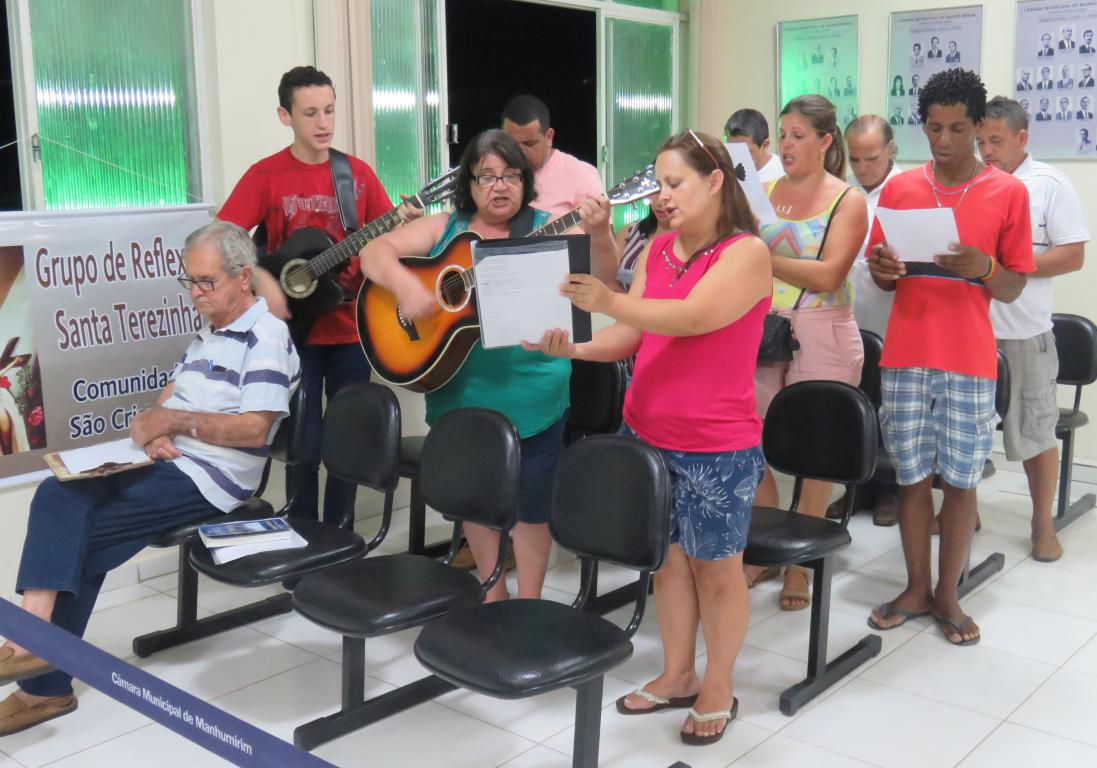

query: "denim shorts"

left=623, top=424, right=764, bottom=561
left=517, top=417, right=566, bottom=524
left=880, top=367, right=998, bottom=489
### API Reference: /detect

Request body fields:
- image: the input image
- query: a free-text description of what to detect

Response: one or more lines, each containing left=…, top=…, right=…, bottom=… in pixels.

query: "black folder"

left=471, top=234, right=593, bottom=346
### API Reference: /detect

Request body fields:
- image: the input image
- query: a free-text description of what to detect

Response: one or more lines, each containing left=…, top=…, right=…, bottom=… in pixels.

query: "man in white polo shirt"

left=978, top=96, right=1089, bottom=562
left=0, top=221, right=300, bottom=735
left=830, top=114, right=905, bottom=526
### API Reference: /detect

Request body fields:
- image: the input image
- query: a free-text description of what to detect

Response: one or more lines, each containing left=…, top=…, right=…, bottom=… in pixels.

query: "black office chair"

left=405, top=358, right=628, bottom=559
left=565, top=359, right=627, bottom=444
left=290, top=407, right=521, bottom=751
left=746, top=381, right=880, bottom=715
left=132, top=384, right=309, bottom=658
left=828, top=330, right=884, bottom=520
left=186, top=383, right=397, bottom=589
left=1050, top=313, right=1097, bottom=531
left=415, top=433, right=671, bottom=768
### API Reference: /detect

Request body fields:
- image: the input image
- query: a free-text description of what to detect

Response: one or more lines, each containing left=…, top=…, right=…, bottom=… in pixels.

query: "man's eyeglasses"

left=177, top=274, right=223, bottom=292
left=473, top=173, right=523, bottom=188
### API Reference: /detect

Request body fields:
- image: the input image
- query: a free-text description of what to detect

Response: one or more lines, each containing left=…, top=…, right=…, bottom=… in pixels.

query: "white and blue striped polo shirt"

left=165, top=297, right=301, bottom=511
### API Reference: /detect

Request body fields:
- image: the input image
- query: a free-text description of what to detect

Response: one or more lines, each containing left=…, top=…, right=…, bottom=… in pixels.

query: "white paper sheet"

left=874, top=207, right=961, bottom=263
left=58, top=438, right=150, bottom=474
left=473, top=241, right=574, bottom=349
left=724, top=142, right=779, bottom=225
left=210, top=530, right=308, bottom=565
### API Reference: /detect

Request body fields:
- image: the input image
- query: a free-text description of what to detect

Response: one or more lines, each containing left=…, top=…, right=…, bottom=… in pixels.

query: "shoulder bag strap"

left=507, top=205, right=537, bottom=238
left=328, top=148, right=359, bottom=233
left=791, top=186, right=853, bottom=311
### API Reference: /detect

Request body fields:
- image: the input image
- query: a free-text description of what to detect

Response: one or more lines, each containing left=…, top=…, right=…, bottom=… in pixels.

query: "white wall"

left=695, top=0, right=1097, bottom=460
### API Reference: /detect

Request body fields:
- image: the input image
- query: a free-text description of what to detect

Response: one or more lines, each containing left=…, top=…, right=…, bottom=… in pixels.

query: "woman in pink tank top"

left=527, top=130, right=771, bottom=746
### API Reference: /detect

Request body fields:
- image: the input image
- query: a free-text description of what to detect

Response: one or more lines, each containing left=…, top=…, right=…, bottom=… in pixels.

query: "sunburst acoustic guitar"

left=356, top=165, right=660, bottom=393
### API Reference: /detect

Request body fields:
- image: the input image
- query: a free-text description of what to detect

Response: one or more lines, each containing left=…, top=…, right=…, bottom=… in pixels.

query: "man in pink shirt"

left=502, top=94, right=604, bottom=216
left=502, top=94, right=618, bottom=282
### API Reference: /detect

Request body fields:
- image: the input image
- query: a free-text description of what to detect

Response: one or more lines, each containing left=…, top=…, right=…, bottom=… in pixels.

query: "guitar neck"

left=308, top=201, right=418, bottom=274
left=530, top=209, right=583, bottom=238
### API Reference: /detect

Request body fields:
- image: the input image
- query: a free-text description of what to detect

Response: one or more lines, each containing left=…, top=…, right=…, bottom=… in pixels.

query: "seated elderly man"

left=0, top=220, right=300, bottom=735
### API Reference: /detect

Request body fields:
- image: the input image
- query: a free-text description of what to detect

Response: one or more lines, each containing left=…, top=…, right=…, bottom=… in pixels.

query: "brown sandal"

left=745, top=566, right=781, bottom=589
left=779, top=565, right=812, bottom=611
left=616, top=686, right=699, bottom=715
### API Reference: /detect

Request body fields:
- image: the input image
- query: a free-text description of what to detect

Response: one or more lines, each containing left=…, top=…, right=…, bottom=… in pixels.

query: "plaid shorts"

left=880, top=367, right=998, bottom=490
left=622, top=425, right=764, bottom=561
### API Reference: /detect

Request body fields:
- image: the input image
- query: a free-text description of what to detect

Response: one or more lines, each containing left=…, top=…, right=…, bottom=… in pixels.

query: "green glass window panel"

left=612, top=0, right=679, bottom=11
left=29, top=0, right=200, bottom=209
left=607, top=19, right=673, bottom=229
left=371, top=0, right=443, bottom=208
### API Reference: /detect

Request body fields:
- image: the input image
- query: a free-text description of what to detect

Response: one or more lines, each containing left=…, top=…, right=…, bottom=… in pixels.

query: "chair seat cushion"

left=189, top=518, right=365, bottom=586
left=414, top=600, right=632, bottom=699
left=745, top=507, right=852, bottom=566
left=399, top=436, right=425, bottom=478
left=293, top=554, right=482, bottom=637
left=1057, top=408, right=1089, bottom=436
left=149, top=499, right=274, bottom=548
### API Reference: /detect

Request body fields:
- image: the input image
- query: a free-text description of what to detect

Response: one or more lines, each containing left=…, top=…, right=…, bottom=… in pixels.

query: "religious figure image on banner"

left=0, top=246, right=47, bottom=454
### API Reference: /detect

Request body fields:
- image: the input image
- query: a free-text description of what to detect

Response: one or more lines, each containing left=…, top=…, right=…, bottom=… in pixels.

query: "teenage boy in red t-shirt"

left=219, top=66, right=416, bottom=524
left=865, top=70, right=1034, bottom=646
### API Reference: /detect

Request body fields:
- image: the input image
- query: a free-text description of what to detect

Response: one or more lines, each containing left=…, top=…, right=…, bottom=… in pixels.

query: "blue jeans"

left=16, top=462, right=216, bottom=696
left=292, top=342, right=373, bottom=525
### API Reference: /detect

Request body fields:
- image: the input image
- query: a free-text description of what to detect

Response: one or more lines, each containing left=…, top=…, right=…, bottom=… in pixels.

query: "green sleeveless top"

left=424, top=210, right=571, bottom=438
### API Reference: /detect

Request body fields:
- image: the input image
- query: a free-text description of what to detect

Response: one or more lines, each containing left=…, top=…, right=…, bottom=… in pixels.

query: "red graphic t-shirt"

left=218, top=146, right=393, bottom=344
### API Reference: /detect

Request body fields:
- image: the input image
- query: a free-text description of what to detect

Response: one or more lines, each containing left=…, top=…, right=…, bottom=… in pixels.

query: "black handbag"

left=757, top=187, right=852, bottom=363
left=758, top=313, right=799, bottom=361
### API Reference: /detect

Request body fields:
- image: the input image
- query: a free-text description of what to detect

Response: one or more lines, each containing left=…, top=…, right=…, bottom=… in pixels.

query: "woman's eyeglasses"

left=473, top=173, right=523, bottom=187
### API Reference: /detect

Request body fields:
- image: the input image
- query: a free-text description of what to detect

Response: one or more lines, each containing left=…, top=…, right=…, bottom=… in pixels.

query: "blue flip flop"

left=867, top=602, right=931, bottom=631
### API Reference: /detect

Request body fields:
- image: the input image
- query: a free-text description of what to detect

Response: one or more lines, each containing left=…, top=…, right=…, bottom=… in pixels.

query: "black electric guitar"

left=259, top=167, right=458, bottom=343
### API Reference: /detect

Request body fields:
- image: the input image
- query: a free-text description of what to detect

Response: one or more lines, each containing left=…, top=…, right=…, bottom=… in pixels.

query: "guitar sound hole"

left=281, top=260, right=317, bottom=298
left=436, top=266, right=470, bottom=312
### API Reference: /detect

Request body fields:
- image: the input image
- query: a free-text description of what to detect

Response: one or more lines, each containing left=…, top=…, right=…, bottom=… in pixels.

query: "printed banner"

left=0, top=205, right=211, bottom=484
left=1014, top=0, right=1097, bottom=159
left=888, top=6, right=983, bottom=162
left=777, top=15, right=860, bottom=129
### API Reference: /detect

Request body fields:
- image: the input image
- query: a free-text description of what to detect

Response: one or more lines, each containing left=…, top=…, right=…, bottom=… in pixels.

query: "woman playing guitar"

left=359, top=129, right=615, bottom=603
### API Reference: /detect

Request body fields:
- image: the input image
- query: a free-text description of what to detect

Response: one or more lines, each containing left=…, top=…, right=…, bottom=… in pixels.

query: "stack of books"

left=198, top=517, right=307, bottom=565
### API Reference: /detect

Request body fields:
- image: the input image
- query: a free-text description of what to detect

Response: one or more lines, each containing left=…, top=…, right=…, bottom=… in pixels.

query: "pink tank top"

left=623, top=231, right=770, bottom=452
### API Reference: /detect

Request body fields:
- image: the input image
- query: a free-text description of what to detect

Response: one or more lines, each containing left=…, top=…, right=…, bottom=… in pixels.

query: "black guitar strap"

left=508, top=205, right=536, bottom=238
left=329, top=148, right=359, bottom=233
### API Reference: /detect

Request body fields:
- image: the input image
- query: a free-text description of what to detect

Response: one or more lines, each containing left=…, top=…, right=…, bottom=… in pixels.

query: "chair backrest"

left=270, top=384, right=307, bottom=465
left=1052, top=313, right=1097, bottom=386
left=322, top=383, right=401, bottom=494
left=550, top=434, right=671, bottom=572
left=565, top=359, right=626, bottom=444
left=419, top=408, right=521, bottom=531
left=995, top=349, right=1010, bottom=419
left=858, top=329, right=884, bottom=408
left=763, top=381, right=877, bottom=485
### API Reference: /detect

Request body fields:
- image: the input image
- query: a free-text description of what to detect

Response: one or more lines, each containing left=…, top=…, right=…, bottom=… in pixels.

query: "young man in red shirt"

left=865, top=70, right=1034, bottom=646
left=219, top=66, right=415, bottom=524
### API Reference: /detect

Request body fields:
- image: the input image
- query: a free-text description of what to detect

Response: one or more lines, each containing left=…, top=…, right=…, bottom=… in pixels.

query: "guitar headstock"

left=416, top=167, right=459, bottom=207
left=606, top=164, right=659, bottom=205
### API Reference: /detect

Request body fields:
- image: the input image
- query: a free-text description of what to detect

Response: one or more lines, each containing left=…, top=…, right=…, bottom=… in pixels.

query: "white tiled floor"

left=4, top=455, right=1097, bottom=767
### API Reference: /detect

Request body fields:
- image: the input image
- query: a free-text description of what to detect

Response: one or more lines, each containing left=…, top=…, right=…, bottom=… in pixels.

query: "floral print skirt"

left=623, top=424, right=764, bottom=561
